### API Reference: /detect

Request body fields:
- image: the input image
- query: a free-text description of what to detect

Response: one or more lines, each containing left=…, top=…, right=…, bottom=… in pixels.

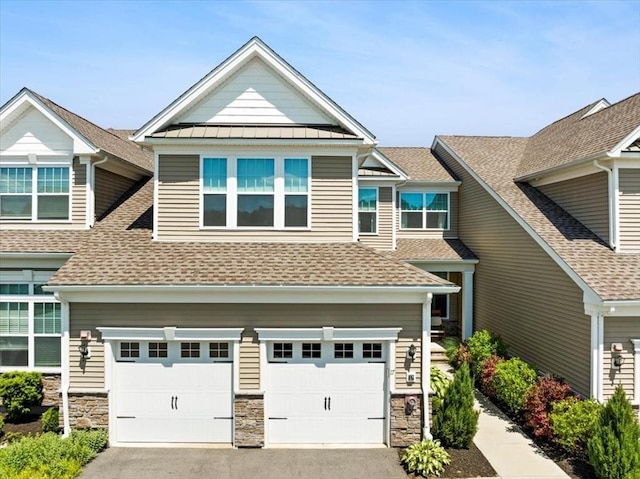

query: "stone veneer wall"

left=68, top=392, right=108, bottom=428
left=42, top=374, right=62, bottom=406
left=390, top=393, right=427, bottom=447
left=234, top=393, right=264, bottom=447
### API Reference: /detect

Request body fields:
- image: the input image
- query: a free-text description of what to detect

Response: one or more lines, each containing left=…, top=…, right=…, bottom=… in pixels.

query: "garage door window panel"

left=120, top=342, right=140, bottom=359
left=363, top=343, right=382, bottom=359
left=273, top=342, right=293, bottom=359
left=334, top=343, right=354, bottom=359
left=302, top=342, right=321, bottom=359
left=209, top=342, right=229, bottom=359
left=181, top=342, right=200, bottom=358
left=148, top=342, right=168, bottom=358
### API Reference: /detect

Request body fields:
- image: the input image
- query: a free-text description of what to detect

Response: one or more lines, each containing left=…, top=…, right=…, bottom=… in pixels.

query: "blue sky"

left=1, top=0, right=639, bottom=145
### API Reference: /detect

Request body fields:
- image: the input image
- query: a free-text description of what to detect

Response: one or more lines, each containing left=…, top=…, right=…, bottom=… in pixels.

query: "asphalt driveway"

left=79, top=447, right=408, bottom=479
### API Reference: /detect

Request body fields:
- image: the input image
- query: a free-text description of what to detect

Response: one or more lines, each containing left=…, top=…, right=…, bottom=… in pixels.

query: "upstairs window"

left=400, top=192, right=449, bottom=230
left=0, top=167, right=70, bottom=221
left=358, top=188, right=377, bottom=234
left=201, top=156, right=309, bottom=229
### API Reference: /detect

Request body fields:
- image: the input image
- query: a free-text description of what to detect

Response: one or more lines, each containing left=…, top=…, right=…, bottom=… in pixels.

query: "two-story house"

left=433, top=94, right=640, bottom=405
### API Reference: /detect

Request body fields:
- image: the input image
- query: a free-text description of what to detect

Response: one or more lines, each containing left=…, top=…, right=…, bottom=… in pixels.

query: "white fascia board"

left=143, top=138, right=366, bottom=148
left=434, top=136, right=601, bottom=303
left=608, top=125, right=640, bottom=157
left=529, top=162, right=606, bottom=187
left=398, top=182, right=461, bottom=191
left=370, top=149, right=409, bottom=179
left=255, top=327, right=402, bottom=341
left=357, top=177, right=402, bottom=184
left=133, top=38, right=376, bottom=145
left=581, top=99, right=611, bottom=119
left=585, top=299, right=640, bottom=317
left=0, top=252, right=72, bottom=270
left=97, top=326, right=244, bottom=341
left=0, top=90, right=97, bottom=155
left=47, top=284, right=459, bottom=304
left=408, top=260, right=479, bottom=272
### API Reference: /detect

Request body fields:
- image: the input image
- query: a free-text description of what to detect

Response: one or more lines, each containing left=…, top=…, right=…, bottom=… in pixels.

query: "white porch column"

left=461, top=270, right=474, bottom=340
left=422, top=293, right=433, bottom=440
left=631, top=339, right=640, bottom=405
left=590, top=313, right=605, bottom=402
left=57, top=295, right=71, bottom=436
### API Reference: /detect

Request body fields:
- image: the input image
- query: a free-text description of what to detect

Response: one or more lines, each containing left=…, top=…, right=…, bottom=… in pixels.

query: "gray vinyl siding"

left=69, top=303, right=422, bottom=392
left=396, top=191, right=459, bottom=239
left=538, top=172, right=609, bottom=243
left=435, top=143, right=591, bottom=395
left=619, top=169, right=640, bottom=251
left=358, top=186, right=393, bottom=250
left=94, top=168, right=137, bottom=220
left=603, top=317, right=639, bottom=402
left=70, top=158, right=87, bottom=225
left=156, top=155, right=353, bottom=241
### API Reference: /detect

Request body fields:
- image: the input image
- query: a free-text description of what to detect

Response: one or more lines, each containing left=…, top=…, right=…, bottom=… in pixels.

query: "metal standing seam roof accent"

left=377, top=147, right=457, bottom=182
left=29, top=91, right=154, bottom=173
left=438, top=135, right=640, bottom=301
left=149, top=124, right=360, bottom=140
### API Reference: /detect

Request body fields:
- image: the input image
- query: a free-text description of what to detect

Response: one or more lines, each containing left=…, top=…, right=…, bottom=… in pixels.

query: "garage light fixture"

left=407, top=344, right=416, bottom=360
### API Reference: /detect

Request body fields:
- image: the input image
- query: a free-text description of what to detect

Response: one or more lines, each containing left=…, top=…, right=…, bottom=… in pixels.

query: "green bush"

left=493, top=358, right=537, bottom=415
left=0, top=372, right=43, bottom=420
left=0, top=429, right=108, bottom=478
left=430, top=366, right=451, bottom=413
left=0, top=415, right=4, bottom=435
left=587, top=385, right=640, bottom=479
left=41, top=408, right=60, bottom=433
left=432, top=362, right=479, bottom=448
left=466, top=330, right=508, bottom=376
left=402, top=439, right=451, bottom=478
left=443, top=337, right=461, bottom=363
left=550, top=397, right=601, bottom=457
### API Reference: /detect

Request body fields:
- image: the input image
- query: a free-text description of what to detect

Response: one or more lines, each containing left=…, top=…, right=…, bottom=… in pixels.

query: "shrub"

left=0, top=415, right=4, bottom=435
left=41, top=407, right=60, bottom=433
left=587, top=385, right=640, bottom=479
left=466, top=330, right=508, bottom=376
left=402, top=439, right=451, bottom=478
left=0, top=372, right=43, bottom=421
left=479, top=354, right=505, bottom=399
left=550, top=397, right=601, bottom=457
left=430, top=366, right=451, bottom=413
left=493, top=358, right=537, bottom=415
left=432, top=362, right=479, bottom=448
left=443, top=337, right=461, bottom=363
left=523, top=375, right=573, bottom=439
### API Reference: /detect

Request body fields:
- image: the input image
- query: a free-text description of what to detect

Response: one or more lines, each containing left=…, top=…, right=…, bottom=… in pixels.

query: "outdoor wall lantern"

left=78, top=330, right=91, bottom=360
left=613, top=355, right=625, bottom=369
left=407, top=344, right=416, bottom=360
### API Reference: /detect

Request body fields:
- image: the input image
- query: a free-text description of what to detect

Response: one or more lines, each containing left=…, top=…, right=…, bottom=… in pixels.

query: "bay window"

left=201, top=156, right=309, bottom=229
left=400, top=192, right=449, bottom=230
left=0, top=166, right=70, bottom=221
left=358, top=188, right=377, bottom=234
left=0, top=280, right=61, bottom=370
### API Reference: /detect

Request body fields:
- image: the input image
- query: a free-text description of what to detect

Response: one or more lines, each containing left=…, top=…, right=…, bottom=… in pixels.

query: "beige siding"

left=619, top=169, right=640, bottom=251
left=359, top=186, right=393, bottom=250
left=435, top=143, right=592, bottom=395
left=94, top=167, right=136, bottom=219
left=396, top=191, right=459, bottom=239
left=538, top=172, right=609, bottom=244
left=69, top=303, right=422, bottom=392
left=156, top=155, right=353, bottom=241
left=1, top=106, right=73, bottom=155
left=71, top=158, right=87, bottom=225
left=603, top=317, right=639, bottom=402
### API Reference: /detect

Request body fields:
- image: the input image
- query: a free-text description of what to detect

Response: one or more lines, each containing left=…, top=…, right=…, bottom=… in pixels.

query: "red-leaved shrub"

left=479, top=354, right=505, bottom=398
left=523, top=375, right=572, bottom=438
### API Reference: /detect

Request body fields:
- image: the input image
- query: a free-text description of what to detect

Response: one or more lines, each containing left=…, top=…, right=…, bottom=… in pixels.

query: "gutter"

left=592, top=159, right=617, bottom=249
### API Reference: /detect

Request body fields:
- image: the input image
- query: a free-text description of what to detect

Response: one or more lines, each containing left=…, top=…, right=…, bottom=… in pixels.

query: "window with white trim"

left=334, top=343, right=354, bottom=359
left=201, top=156, right=309, bottom=229
left=120, top=342, right=140, bottom=358
left=273, top=342, right=293, bottom=359
left=181, top=342, right=200, bottom=358
left=358, top=188, right=377, bottom=234
left=431, top=272, right=449, bottom=319
left=0, top=167, right=70, bottom=220
left=400, top=192, right=449, bottom=230
left=302, top=342, right=321, bottom=358
left=363, top=343, right=382, bottom=359
left=209, top=342, right=229, bottom=358
left=0, top=278, right=61, bottom=369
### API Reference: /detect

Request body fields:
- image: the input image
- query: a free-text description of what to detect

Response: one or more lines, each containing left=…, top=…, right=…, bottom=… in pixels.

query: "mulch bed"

left=398, top=442, right=497, bottom=478
left=1, top=413, right=43, bottom=439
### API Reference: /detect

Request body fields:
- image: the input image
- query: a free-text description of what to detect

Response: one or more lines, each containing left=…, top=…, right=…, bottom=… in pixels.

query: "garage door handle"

left=327, top=397, right=331, bottom=411
left=268, top=417, right=288, bottom=420
left=175, top=396, right=178, bottom=410
left=171, top=396, right=174, bottom=409
left=368, top=417, right=386, bottom=420
left=214, top=416, right=233, bottom=420
left=116, top=416, right=136, bottom=419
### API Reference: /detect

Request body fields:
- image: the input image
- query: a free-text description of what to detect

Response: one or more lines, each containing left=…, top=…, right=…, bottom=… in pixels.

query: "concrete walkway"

left=472, top=390, right=570, bottom=479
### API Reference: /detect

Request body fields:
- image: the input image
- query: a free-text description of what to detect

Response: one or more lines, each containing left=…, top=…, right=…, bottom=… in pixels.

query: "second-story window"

left=400, top=192, right=449, bottom=230
left=0, top=167, right=70, bottom=221
left=201, top=156, right=309, bottom=229
left=358, top=188, right=377, bottom=234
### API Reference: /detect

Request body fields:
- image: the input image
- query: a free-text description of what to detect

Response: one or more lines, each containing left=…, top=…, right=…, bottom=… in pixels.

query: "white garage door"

left=265, top=341, right=387, bottom=445
left=114, top=340, right=233, bottom=444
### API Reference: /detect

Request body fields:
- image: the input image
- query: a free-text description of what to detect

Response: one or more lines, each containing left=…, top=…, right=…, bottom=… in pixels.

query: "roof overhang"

left=0, top=88, right=98, bottom=155
left=133, top=37, right=377, bottom=146
left=0, top=252, right=73, bottom=269
left=143, top=137, right=366, bottom=148
left=368, top=149, right=409, bottom=179
left=584, top=299, right=640, bottom=317
left=47, top=284, right=460, bottom=304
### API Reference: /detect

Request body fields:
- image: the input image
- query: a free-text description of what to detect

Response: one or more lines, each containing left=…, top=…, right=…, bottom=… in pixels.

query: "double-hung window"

left=358, top=188, right=377, bottom=234
left=202, top=156, right=309, bottom=229
left=0, top=166, right=70, bottom=221
left=400, top=192, right=449, bottom=230
left=0, top=277, right=62, bottom=370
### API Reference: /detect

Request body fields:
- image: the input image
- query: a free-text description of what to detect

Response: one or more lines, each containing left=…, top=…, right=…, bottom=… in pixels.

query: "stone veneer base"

left=68, top=392, right=108, bottom=429
left=234, top=393, right=264, bottom=447
left=390, top=393, right=425, bottom=447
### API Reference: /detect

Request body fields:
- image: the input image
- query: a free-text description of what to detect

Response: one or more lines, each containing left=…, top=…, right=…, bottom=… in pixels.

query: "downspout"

left=88, top=156, right=109, bottom=227
left=55, top=293, right=71, bottom=436
left=593, top=160, right=616, bottom=249
left=422, top=293, right=433, bottom=439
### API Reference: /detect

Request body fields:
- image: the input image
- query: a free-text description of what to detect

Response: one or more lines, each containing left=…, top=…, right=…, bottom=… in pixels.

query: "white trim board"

left=255, top=327, right=402, bottom=341
left=97, top=327, right=244, bottom=341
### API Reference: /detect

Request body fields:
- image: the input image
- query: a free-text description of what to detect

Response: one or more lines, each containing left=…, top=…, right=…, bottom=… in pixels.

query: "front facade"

left=1, top=37, right=637, bottom=447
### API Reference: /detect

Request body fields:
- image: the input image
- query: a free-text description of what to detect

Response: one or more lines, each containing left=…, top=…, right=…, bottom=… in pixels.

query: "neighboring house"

left=1, top=37, right=463, bottom=447
left=432, top=94, right=640, bottom=405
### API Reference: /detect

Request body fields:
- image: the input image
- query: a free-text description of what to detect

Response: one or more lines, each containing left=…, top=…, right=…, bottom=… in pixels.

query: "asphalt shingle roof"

left=378, top=147, right=456, bottom=182
left=387, top=238, right=478, bottom=262
left=438, top=135, right=640, bottom=301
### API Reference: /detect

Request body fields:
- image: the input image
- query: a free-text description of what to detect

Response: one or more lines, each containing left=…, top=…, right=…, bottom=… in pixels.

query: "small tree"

left=432, top=362, right=479, bottom=448
left=587, top=385, right=640, bottom=479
